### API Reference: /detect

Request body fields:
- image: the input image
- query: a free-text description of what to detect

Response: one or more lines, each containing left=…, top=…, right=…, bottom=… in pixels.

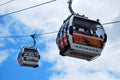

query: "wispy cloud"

left=0, top=51, right=9, bottom=65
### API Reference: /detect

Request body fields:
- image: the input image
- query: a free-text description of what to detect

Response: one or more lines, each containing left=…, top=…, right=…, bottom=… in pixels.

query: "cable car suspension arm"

left=31, top=34, right=36, bottom=47
left=68, top=0, right=75, bottom=15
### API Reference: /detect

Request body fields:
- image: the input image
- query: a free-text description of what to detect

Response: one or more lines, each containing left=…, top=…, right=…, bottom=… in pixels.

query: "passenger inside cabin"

left=93, top=31, right=98, bottom=37
left=84, top=27, right=91, bottom=35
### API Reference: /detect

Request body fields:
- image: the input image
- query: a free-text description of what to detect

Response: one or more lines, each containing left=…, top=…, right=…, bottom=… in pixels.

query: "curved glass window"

left=95, top=25, right=105, bottom=39
left=72, top=16, right=105, bottom=39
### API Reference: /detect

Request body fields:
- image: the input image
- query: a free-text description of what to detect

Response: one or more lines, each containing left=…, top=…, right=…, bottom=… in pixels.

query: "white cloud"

left=0, top=51, right=9, bottom=65
left=73, top=0, right=120, bottom=23
left=0, top=0, right=68, bottom=32
left=47, top=40, right=120, bottom=80
left=1, top=0, right=119, bottom=31
left=50, top=71, right=117, bottom=80
left=101, top=39, right=120, bottom=72
left=42, top=39, right=60, bottom=62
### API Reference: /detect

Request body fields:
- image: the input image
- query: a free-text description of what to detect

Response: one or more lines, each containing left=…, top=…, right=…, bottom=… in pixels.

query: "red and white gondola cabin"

left=56, top=15, right=107, bottom=61
left=18, top=46, right=40, bottom=68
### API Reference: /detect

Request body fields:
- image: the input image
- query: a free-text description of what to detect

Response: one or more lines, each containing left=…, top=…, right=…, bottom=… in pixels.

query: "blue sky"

left=0, top=16, right=54, bottom=80
left=0, top=0, right=120, bottom=80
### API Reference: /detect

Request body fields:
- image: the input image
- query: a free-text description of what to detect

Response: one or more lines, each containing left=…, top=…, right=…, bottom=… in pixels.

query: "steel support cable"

left=0, top=31, right=58, bottom=38
left=31, top=34, right=36, bottom=47
left=0, top=0, right=56, bottom=17
left=102, top=20, right=120, bottom=25
left=68, top=0, right=75, bottom=15
left=0, top=21, right=120, bottom=39
left=0, top=0, right=15, bottom=7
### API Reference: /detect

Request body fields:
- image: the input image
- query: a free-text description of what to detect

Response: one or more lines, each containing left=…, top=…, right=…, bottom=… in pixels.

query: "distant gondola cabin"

left=18, top=46, right=40, bottom=68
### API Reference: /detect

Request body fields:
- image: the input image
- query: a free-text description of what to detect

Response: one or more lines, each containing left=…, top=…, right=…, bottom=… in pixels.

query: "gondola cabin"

left=18, top=46, right=40, bottom=68
left=56, top=15, right=107, bottom=61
